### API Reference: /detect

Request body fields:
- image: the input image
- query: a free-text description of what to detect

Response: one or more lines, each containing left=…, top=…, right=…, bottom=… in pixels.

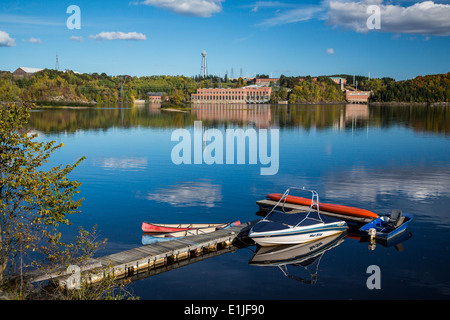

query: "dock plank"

left=154, top=240, right=193, bottom=251
left=106, top=251, right=145, bottom=263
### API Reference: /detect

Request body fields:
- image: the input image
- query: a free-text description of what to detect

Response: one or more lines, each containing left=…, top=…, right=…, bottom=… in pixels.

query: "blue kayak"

left=359, top=210, right=413, bottom=240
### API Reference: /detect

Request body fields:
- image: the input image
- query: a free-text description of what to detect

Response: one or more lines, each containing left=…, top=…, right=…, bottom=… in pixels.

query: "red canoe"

left=266, top=193, right=378, bottom=219
left=142, top=221, right=240, bottom=233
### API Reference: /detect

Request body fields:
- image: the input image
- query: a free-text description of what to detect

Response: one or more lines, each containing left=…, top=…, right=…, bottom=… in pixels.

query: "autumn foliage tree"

left=0, top=104, right=85, bottom=287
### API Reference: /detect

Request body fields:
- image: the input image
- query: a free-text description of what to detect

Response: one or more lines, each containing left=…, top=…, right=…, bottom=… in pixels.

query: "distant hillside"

left=361, top=72, right=450, bottom=103
left=0, top=69, right=197, bottom=105
left=2, top=69, right=448, bottom=105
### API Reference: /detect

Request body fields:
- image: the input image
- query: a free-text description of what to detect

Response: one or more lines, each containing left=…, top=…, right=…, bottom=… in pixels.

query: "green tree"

left=169, top=89, right=184, bottom=105
left=278, top=88, right=288, bottom=100
left=289, top=93, right=297, bottom=104
left=0, top=104, right=85, bottom=288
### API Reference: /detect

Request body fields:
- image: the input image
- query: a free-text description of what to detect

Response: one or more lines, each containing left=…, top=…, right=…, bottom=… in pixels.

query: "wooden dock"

left=29, top=221, right=256, bottom=288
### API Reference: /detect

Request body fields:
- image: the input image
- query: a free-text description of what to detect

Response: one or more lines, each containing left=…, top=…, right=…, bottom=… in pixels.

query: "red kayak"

left=142, top=221, right=240, bottom=233
left=266, top=193, right=378, bottom=219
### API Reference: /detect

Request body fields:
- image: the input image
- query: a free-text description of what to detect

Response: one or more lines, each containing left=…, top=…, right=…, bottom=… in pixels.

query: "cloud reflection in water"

left=94, top=157, right=148, bottom=170
left=323, top=165, right=450, bottom=202
left=145, top=181, right=222, bottom=208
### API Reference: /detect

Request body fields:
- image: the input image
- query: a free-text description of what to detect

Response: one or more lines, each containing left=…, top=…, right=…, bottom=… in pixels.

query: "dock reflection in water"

left=248, top=232, right=346, bottom=284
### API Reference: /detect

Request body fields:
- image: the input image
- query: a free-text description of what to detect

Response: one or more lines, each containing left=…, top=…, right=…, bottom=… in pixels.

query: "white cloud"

left=134, top=0, right=223, bottom=17
left=0, top=31, right=16, bottom=47
left=253, top=1, right=450, bottom=36
left=29, top=37, right=42, bottom=44
left=326, top=47, right=335, bottom=54
left=256, top=5, right=325, bottom=27
left=70, top=36, right=83, bottom=42
left=89, top=32, right=147, bottom=41
left=245, top=1, right=295, bottom=12
left=327, top=0, right=450, bottom=36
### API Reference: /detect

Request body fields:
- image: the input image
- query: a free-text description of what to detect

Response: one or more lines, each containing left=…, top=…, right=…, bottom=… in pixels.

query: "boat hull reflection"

left=249, top=232, right=346, bottom=284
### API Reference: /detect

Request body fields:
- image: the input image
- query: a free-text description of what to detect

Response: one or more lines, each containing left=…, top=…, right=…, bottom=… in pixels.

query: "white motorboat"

left=248, top=187, right=347, bottom=246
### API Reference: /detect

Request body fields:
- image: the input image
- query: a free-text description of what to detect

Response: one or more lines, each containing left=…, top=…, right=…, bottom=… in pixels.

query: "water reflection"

left=191, top=103, right=272, bottom=128
left=28, top=105, right=195, bottom=133
left=323, top=165, right=450, bottom=203
left=249, top=232, right=346, bottom=284
left=144, top=180, right=222, bottom=208
left=93, top=157, right=148, bottom=171
left=359, top=231, right=413, bottom=252
left=27, top=104, right=450, bottom=135
left=345, top=104, right=369, bottom=121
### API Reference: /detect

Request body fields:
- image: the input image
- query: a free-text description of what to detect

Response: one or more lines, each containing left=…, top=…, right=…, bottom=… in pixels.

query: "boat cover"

left=253, top=211, right=342, bottom=233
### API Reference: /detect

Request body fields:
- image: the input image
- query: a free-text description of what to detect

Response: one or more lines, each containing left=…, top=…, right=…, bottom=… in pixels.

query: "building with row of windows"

left=146, top=92, right=168, bottom=103
left=345, top=90, right=371, bottom=103
left=191, top=86, right=272, bottom=104
left=255, top=78, right=279, bottom=86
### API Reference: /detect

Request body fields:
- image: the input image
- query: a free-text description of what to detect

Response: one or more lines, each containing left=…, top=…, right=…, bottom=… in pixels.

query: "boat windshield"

left=263, top=187, right=324, bottom=227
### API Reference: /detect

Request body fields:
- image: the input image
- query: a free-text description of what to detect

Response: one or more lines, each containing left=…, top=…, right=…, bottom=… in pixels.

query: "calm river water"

left=28, top=103, right=450, bottom=300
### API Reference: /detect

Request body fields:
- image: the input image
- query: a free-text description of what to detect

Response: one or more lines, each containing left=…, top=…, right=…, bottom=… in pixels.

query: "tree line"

left=360, top=72, right=449, bottom=103
left=0, top=69, right=200, bottom=105
left=1, top=70, right=448, bottom=105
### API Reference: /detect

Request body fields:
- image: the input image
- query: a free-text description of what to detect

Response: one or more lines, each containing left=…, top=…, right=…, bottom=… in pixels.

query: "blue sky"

left=0, top=0, right=449, bottom=80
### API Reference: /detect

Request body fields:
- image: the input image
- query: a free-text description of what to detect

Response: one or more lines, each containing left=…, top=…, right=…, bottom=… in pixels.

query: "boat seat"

left=394, top=216, right=405, bottom=228
left=387, top=209, right=402, bottom=228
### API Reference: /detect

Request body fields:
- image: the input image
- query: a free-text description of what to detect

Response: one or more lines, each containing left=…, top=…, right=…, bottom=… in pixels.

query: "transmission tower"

left=201, top=51, right=208, bottom=78
left=55, top=54, right=60, bottom=71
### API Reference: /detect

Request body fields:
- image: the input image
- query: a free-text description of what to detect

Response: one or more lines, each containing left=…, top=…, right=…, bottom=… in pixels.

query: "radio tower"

left=55, top=54, right=60, bottom=71
left=201, top=51, right=208, bottom=78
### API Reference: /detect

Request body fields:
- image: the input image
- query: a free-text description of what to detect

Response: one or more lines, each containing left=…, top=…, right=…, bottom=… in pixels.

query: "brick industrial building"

left=255, top=78, right=279, bottom=86
left=191, top=86, right=272, bottom=104
left=346, top=90, right=371, bottom=103
left=146, top=92, right=167, bottom=103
